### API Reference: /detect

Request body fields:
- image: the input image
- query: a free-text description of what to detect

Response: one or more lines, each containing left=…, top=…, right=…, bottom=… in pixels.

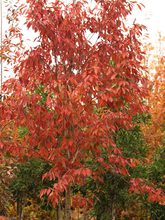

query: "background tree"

left=80, top=120, right=148, bottom=219
left=146, top=147, right=165, bottom=219
left=139, top=36, right=165, bottom=219
left=0, top=163, right=13, bottom=216
left=141, top=36, right=165, bottom=161
left=8, top=158, right=52, bottom=220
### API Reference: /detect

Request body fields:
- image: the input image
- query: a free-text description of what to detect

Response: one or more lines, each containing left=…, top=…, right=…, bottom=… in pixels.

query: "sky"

left=135, top=0, right=165, bottom=41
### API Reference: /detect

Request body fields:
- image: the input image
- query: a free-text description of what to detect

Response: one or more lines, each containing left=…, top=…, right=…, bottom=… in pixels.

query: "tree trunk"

left=112, top=206, right=116, bottom=220
left=16, top=197, right=23, bottom=220
left=83, top=209, right=88, bottom=220
left=64, top=187, right=71, bottom=220
left=56, top=203, right=63, bottom=220
left=107, top=196, right=116, bottom=220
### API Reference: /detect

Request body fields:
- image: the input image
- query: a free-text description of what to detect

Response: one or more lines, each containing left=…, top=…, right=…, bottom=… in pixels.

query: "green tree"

left=9, top=159, right=52, bottom=220
left=146, top=147, right=165, bottom=219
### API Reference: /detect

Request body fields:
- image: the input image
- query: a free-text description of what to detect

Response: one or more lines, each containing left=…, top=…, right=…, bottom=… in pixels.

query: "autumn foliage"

left=0, top=0, right=164, bottom=213
left=141, top=43, right=165, bottom=160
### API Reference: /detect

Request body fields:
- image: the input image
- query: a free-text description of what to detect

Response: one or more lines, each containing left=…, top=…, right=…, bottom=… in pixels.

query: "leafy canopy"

left=1, top=0, right=164, bottom=207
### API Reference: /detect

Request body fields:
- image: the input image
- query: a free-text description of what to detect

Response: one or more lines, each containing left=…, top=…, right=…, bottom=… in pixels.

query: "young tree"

left=1, top=0, right=164, bottom=217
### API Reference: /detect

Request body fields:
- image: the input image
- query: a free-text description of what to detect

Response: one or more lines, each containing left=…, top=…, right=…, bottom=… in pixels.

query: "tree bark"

left=108, top=194, right=116, bottom=220
left=112, top=206, right=116, bottom=220
left=56, top=203, right=63, bottom=220
left=83, top=209, right=88, bottom=220
left=64, top=187, right=71, bottom=220
left=16, top=197, right=23, bottom=220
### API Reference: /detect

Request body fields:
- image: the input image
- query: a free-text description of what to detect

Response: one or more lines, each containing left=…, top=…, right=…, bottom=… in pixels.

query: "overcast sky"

left=136, top=0, right=165, bottom=40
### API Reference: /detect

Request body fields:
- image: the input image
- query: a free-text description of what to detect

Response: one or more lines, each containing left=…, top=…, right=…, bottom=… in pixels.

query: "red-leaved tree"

left=1, top=0, right=164, bottom=217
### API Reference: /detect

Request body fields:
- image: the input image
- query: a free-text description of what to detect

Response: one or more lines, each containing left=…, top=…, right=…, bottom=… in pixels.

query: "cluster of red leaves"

left=130, top=178, right=165, bottom=205
left=72, top=194, right=93, bottom=209
left=1, top=0, right=163, bottom=206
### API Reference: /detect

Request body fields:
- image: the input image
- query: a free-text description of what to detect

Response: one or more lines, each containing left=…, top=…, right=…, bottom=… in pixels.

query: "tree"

left=81, top=121, right=148, bottom=219
left=147, top=147, right=165, bottom=219
left=8, top=158, right=52, bottom=220
left=0, top=163, right=13, bottom=216
left=139, top=37, right=165, bottom=218
left=0, top=0, right=164, bottom=217
left=141, top=37, right=165, bottom=161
